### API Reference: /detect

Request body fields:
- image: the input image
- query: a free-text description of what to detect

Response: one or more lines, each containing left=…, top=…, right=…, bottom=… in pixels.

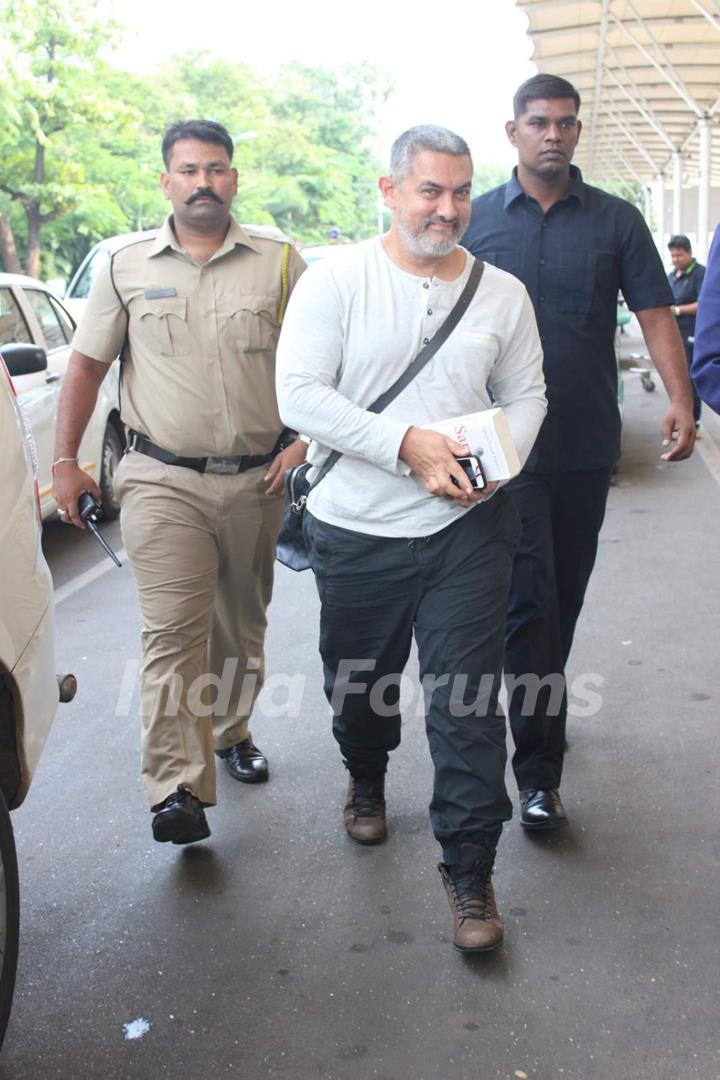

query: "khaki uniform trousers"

left=114, top=450, right=283, bottom=808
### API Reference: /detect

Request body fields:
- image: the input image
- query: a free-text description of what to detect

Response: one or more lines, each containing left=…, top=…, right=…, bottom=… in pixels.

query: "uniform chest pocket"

left=555, top=252, right=614, bottom=316
left=219, top=292, right=279, bottom=357
left=133, top=296, right=190, bottom=357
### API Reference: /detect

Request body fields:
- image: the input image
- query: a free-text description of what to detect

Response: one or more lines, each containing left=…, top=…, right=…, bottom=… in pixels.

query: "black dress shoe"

left=152, top=785, right=210, bottom=845
left=519, top=788, right=568, bottom=830
left=215, top=737, right=269, bottom=783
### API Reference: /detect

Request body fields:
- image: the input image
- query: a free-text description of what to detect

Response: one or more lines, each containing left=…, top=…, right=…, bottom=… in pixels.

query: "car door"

left=0, top=285, right=59, bottom=512
left=19, top=287, right=75, bottom=517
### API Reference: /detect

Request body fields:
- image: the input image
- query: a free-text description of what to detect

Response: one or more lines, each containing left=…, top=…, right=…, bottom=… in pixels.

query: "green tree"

left=0, top=12, right=390, bottom=277
left=0, top=0, right=137, bottom=276
left=472, top=162, right=511, bottom=195
left=149, top=56, right=389, bottom=242
left=266, top=62, right=389, bottom=241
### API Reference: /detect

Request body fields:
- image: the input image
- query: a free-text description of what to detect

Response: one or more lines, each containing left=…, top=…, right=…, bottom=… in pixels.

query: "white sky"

left=112, top=0, right=536, bottom=169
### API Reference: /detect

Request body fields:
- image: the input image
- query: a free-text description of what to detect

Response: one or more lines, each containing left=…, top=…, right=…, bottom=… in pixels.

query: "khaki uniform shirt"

left=73, top=215, right=306, bottom=457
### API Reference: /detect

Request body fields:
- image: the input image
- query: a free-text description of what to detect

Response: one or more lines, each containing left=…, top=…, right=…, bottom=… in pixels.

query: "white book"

left=424, top=407, right=521, bottom=481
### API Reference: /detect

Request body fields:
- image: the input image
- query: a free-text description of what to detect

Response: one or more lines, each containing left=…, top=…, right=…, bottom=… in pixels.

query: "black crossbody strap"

left=308, top=257, right=484, bottom=491
left=368, top=257, right=484, bottom=414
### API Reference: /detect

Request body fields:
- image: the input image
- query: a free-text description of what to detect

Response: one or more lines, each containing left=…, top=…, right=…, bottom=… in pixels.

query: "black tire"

left=99, top=421, right=123, bottom=521
left=0, top=788, right=19, bottom=1051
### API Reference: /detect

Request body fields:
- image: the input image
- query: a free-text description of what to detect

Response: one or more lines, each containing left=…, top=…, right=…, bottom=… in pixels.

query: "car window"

left=0, top=287, right=32, bottom=346
left=70, top=247, right=109, bottom=299
left=48, top=294, right=75, bottom=340
left=24, top=289, right=68, bottom=350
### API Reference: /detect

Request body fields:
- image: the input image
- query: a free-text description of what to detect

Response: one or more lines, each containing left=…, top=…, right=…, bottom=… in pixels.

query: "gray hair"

left=389, top=125, right=472, bottom=181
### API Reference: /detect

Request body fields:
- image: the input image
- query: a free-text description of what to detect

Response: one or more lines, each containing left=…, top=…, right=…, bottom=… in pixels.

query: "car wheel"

left=0, top=788, right=19, bottom=1050
left=99, top=422, right=123, bottom=521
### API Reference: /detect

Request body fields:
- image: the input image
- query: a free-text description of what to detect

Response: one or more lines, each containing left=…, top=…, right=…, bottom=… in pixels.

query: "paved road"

left=4, top=374, right=719, bottom=1080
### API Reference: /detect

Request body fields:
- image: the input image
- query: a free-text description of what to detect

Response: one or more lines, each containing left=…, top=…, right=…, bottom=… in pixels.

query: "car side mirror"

left=1, top=342, right=48, bottom=377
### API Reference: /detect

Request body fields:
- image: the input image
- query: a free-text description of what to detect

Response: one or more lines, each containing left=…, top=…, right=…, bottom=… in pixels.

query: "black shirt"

left=461, top=166, right=673, bottom=472
left=668, top=260, right=705, bottom=341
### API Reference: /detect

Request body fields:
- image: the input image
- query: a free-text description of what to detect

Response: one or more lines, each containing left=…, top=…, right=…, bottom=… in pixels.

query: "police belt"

left=127, top=430, right=281, bottom=475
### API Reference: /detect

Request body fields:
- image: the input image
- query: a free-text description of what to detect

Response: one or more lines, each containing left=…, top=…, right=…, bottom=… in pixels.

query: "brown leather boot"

left=438, top=844, right=503, bottom=953
left=343, top=776, right=387, bottom=845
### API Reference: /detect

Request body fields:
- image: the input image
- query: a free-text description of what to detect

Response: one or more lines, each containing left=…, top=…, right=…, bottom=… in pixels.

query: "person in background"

left=461, top=74, right=695, bottom=832
left=692, top=224, right=720, bottom=414
left=668, top=234, right=705, bottom=429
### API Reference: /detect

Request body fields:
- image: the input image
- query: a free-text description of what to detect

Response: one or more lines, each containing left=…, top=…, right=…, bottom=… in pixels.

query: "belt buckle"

left=205, top=456, right=243, bottom=475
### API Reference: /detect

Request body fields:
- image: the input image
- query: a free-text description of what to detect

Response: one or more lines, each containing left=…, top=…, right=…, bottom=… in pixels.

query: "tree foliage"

left=0, top=0, right=138, bottom=277
left=472, top=162, right=512, bottom=196
left=0, top=0, right=391, bottom=279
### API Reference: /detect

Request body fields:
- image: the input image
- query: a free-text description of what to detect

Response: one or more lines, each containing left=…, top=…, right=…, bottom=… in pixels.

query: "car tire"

left=0, top=788, right=19, bottom=1051
left=99, top=421, right=123, bottom=521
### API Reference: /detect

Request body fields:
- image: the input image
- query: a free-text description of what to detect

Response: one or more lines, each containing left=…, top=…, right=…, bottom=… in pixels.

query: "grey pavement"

left=4, top=369, right=719, bottom=1080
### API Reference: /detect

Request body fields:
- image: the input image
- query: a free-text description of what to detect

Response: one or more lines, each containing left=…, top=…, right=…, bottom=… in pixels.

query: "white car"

left=0, top=274, right=123, bottom=520
left=57, top=230, right=155, bottom=323
left=0, top=349, right=75, bottom=1047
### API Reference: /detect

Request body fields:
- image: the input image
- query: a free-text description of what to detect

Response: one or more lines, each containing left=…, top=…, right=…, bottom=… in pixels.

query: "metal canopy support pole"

left=644, top=184, right=653, bottom=228
left=604, top=58, right=675, bottom=152
left=698, top=117, right=712, bottom=260
left=654, top=173, right=666, bottom=254
left=614, top=4, right=703, bottom=118
left=605, top=106, right=660, bottom=173
left=672, top=151, right=683, bottom=235
left=588, top=0, right=610, bottom=176
left=687, top=0, right=720, bottom=33
left=605, top=142, right=645, bottom=187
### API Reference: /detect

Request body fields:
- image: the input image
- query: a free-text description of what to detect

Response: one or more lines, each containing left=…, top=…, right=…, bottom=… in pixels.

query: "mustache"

left=424, top=216, right=462, bottom=231
left=186, top=187, right=223, bottom=205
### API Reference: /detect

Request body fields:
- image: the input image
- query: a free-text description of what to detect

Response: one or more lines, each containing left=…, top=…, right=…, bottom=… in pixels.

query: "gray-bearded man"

left=276, top=126, right=547, bottom=952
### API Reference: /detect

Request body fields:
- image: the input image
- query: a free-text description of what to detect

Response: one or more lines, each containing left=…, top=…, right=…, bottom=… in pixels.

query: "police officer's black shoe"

left=215, top=737, right=269, bottom=784
left=519, top=788, right=568, bottom=830
left=151, top=785, right=210, bottom=845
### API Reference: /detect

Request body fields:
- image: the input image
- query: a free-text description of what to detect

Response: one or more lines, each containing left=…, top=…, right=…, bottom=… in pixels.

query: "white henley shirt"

left=276, top=237, right=547, bottom=537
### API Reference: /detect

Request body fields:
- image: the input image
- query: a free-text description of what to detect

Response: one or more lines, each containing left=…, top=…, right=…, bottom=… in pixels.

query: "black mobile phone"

left=453, top=455, right=487, bottom=491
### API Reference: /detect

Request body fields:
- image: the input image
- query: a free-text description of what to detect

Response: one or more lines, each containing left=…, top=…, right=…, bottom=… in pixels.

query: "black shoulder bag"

left=276, top=258, right=485, bottom=571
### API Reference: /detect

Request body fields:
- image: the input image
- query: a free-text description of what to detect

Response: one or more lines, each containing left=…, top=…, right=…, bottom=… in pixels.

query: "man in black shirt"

left=462, top=74, right=695, bottom=830
left=668, top=234, right=705, bottom=427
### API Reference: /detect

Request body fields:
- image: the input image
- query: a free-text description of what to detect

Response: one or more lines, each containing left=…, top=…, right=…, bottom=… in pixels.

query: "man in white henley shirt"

left=276, top=125, right=547, bottom=953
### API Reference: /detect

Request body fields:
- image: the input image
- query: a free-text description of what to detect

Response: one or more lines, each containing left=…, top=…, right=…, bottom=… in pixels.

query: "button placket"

left=538, top=218, right=549, bottom=311
left=419, top=279, right=433, bottom=346
left=420, top=278, right=450, bottom=347
left=206, top=270, right=232, bottom=450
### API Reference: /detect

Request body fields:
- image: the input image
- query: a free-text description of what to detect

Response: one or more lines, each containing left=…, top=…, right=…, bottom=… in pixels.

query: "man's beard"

left=396, top=213, right=462, bottom=258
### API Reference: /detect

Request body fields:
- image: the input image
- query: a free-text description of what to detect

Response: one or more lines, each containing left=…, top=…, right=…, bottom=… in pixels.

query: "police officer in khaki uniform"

left=53, top=119, right=306, bottom=845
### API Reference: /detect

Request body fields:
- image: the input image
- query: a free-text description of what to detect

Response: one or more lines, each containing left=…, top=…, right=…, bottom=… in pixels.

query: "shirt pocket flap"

left=133, top=296, right=189, bottom=356
left=220, top=292, right=278, bottom=324
left=555, top=253, right=598, bottom=315
left=134, top=296, right=188, bottom=321
left=218, top=293, right=279, bottom=355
